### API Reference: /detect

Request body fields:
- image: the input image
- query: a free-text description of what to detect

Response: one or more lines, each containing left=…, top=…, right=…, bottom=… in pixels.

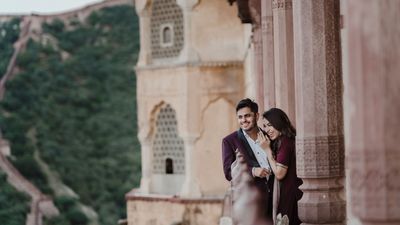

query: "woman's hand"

left=257, top=131, right=271, bottom=151
left=253, top=167, right=271, bottom=178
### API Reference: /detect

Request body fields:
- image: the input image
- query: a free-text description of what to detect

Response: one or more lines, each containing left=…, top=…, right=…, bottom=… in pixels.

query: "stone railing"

left=220, top=150, right=272, bottom=225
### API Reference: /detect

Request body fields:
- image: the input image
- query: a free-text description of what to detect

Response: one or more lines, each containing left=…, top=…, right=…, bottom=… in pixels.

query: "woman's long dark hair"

left=262, top=108, right=296, bottom=155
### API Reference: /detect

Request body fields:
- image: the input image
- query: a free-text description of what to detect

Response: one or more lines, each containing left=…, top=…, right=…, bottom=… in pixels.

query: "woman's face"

left=262, top=118, right=281, bottom=140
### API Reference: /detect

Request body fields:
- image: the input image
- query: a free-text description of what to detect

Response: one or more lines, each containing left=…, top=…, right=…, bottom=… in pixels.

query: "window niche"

left=160, top=23, right=174, bottom=47
left=152, top=104, right=185, bottom=174
left=166, top=158, right=174, bottom=174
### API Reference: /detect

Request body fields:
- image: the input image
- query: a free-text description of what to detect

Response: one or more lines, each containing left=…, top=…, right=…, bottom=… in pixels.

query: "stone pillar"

left=138, top=134, right=152, bottom=194
left=261, top=0, right=275, bottom=109
left=272, top=0, right=295, bottom=122
left=176, top=0, right=200, bottom=63
left=293, top=1, right=346, bottom=224
left=344, top=1, right=400, bottom=224
left=135, top=0, right=151, bottom=67
left=249, top=0, right=264, bottom=111
left=180, top=134, right=201, bottom=197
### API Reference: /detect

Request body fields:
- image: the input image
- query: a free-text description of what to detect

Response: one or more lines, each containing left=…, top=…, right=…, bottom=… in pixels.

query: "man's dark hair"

left=236, top=98, right=258, bottom=113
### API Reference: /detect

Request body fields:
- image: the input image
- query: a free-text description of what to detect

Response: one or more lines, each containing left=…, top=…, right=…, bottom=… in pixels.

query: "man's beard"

left=242, top=119, right=257, bottom=132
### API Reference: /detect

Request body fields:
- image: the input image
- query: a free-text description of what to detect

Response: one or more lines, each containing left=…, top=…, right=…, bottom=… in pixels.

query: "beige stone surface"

left=127, top=196, right=223, bottom=225
left=194, top=98, right=235, bottom=195
left=191, top=0, right=247, bottom=62
left=135, top=64, right=243, bottom=196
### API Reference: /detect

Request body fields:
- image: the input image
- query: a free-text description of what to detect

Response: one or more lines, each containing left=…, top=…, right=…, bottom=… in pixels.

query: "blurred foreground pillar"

left=344, top=0, right=400, bottom=224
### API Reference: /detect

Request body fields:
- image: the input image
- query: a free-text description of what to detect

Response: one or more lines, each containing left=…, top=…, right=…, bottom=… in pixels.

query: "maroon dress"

left=275, top=136, right=303, bottom=225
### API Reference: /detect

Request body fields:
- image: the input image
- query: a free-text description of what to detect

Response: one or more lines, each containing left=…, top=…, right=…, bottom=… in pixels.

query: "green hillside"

left=0, top=17, right=20, bottom=78
left=0, top=5, right=141, bottom=225
left=0, top=171, right=30, bottom=225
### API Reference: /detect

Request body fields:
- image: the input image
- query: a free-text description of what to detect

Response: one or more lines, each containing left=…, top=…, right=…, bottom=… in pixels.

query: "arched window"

left=152, top=104, right=185, bottom=174
left=166, top=158, right=173, bottom=174
left=163, top=26, right=172, bottom=43
left=160, top=24, right=174, bottom=47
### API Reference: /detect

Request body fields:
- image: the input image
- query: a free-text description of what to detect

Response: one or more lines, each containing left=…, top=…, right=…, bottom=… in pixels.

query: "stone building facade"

left=126, top=0, right=250, bottom=224
left=126, top=0, right=400, bottom=225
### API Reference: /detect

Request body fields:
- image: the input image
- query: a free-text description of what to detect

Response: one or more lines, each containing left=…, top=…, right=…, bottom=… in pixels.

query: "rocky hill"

left=0, top=1, right=140, bottom=225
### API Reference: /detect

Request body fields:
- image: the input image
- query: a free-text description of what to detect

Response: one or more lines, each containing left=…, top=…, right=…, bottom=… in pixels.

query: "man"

left=222, top=98, right=274, bottom=219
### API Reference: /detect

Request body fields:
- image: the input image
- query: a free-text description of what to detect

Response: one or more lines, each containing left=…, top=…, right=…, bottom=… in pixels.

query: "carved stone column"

left=261, top=0, right=275, bottom=109
left=344, top=1, right=400, bottom=224
left=138, top=134, right=152, bottom=194
left=249, top=0, right=264, bottom=110
left=135, top=0, right=151, bottom=67
left=293, top=1, right=346, bottom=224
left=176, top=0, right=200, bottom=63
left=272, top=0, right=295, bottom=122
left=180, top=134, right=201, bottom=197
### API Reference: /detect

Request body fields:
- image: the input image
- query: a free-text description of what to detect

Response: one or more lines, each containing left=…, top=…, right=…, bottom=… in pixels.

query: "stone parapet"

left=126, top=191, right=223, bottom=225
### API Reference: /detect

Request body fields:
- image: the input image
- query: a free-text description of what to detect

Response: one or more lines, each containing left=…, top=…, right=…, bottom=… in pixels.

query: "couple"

left=222, top=98, right=303, bottom=225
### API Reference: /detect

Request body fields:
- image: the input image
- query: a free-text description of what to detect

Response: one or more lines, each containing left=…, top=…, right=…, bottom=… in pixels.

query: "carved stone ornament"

left=272, top=0, right=292, bottom=10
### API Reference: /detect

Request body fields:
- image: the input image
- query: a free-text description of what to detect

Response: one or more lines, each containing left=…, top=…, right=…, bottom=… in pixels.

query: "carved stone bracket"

left=272, top=0, right=292, bottom=10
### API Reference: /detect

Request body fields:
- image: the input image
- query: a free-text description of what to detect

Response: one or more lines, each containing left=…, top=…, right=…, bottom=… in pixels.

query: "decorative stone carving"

left=296, top=135, right=344, bottom=178
left=152, top=104, right=185, bottom=174
left=293, top=0, right=345, bottom=224
left=272, top=0, right=292, bottom=10
left=150, top=0, right=184, bottom=59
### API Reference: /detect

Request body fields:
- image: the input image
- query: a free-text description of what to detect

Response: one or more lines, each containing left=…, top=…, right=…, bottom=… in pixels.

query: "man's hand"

left=252, top=167, right=271, bottom=178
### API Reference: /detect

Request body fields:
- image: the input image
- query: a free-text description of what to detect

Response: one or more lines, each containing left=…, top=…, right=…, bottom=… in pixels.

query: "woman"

left=257, top=108, right=303, bottom=225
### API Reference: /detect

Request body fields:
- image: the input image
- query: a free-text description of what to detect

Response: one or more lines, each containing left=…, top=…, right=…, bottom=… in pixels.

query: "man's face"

left=237, top=107, right=258, bottom=132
